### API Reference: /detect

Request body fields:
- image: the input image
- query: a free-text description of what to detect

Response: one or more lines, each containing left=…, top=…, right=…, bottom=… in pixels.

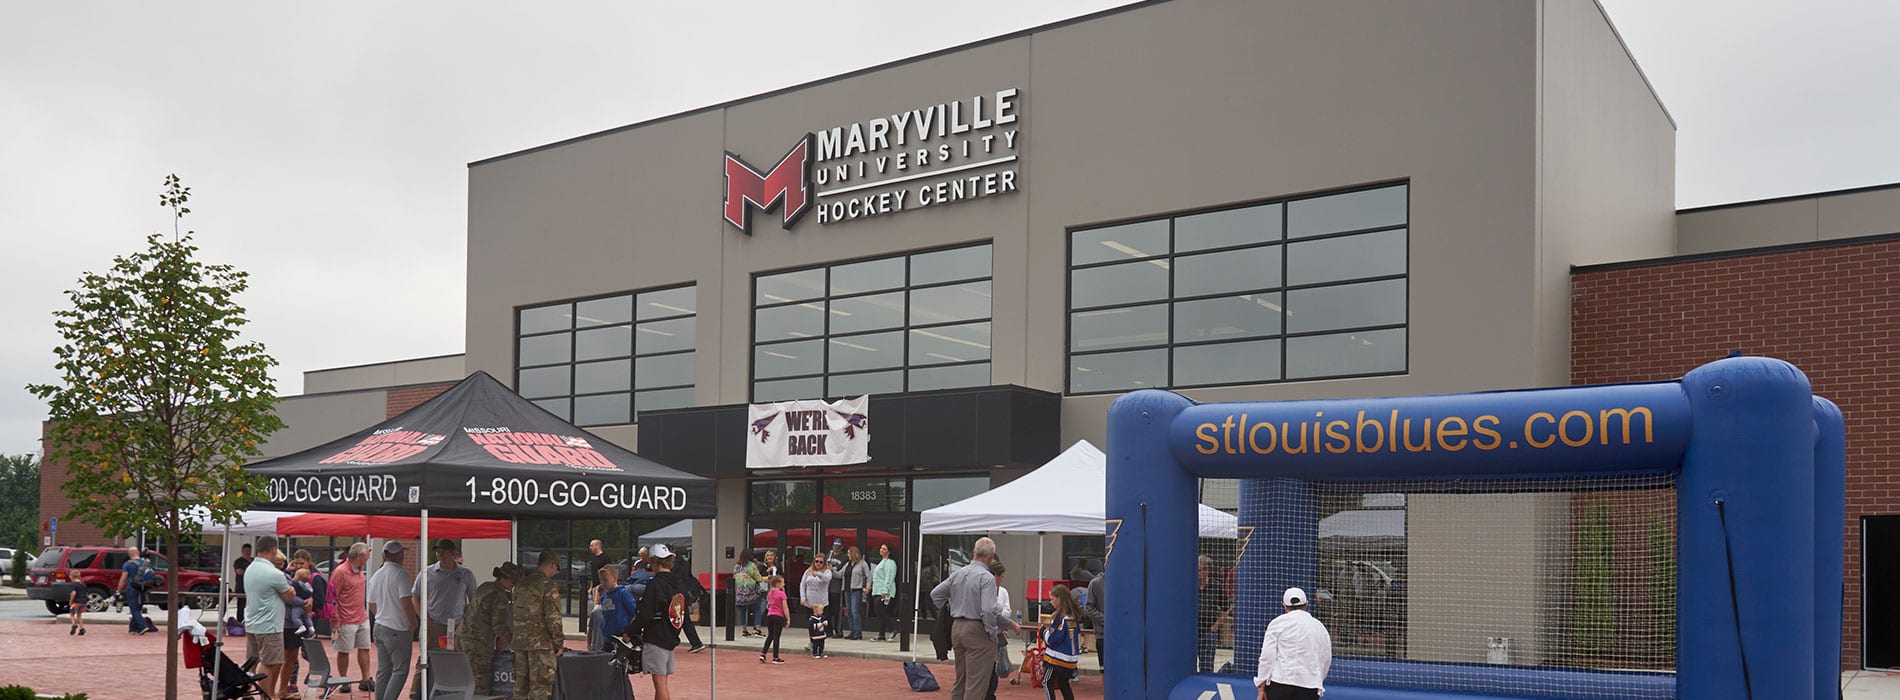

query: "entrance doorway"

left=1867, top=515, right=1900, bottom=668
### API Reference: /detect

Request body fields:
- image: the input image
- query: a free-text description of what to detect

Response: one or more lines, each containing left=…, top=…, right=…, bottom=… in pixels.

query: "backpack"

left=312, top=573, right=335, bottom=621
left=132, top=557, right=159, bottom=590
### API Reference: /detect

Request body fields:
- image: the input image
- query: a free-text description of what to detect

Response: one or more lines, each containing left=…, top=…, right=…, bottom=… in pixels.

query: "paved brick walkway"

left=0, top=614, right=1103, bottom=699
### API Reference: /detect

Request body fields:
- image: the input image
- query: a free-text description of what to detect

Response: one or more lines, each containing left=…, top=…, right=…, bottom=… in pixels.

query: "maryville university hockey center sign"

left=723, top=87, right=1022, bottom=233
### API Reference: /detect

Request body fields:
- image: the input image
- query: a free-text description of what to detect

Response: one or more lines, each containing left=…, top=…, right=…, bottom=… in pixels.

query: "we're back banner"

left=746, top=396, right=870, bottom=468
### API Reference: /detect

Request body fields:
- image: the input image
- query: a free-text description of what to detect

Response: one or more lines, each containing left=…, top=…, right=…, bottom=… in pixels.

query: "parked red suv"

left=25, top=546, right=222, bottom=615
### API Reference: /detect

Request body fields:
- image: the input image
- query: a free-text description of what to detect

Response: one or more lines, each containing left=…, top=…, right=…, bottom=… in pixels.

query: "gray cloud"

left=3, top=1, right=1895, bottom=455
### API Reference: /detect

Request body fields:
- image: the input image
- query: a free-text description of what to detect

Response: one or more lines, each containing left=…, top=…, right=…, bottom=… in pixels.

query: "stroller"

left=185, top=630, right=268, bottom=699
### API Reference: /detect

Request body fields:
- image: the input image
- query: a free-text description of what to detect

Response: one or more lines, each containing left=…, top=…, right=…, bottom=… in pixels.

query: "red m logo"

left=724, top=134, right=815, bottom=234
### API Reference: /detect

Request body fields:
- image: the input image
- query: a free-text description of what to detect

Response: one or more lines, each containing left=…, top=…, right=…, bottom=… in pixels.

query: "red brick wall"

left=38, top=422, right=124, bottom=549
left=386, top=384, right=454, bottom=418
left=1572, top=236, right=1900, bottom=670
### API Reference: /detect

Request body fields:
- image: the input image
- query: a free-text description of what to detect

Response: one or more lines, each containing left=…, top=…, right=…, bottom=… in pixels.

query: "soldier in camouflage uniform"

left=512, top=552, right=564, bottom=700
left=456, top=562, right=520, bottom=695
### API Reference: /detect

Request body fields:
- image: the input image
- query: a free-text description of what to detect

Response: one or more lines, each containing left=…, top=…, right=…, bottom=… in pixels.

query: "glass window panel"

left=1175, top=246, right=1282, bottom=297
left=912, top=476, right=991, bottom=511
left=1286, top=328, right=1406, bottom=379
left=755, top=339, right=822, bottom=379
left=1175, top=294, right=1283, bottom=342
left=519, top=304, right=571, bottom=334
left=635, top=387, right=695, bottom=415
left=757, top=268, right=826, bottom=304
left=574, top=296, right=632, bottom=327
left=830, top=257, right=906, bottom=296
left=1287, top=228, right=1407, bottom=286
left=825, top=478, right=904, bottom=513
left=751, top=480, right=818, bottom=515
left=573, top=393, right=631, bottom=426
left=531, top=398, right=570, bottom=421
left=518, top=366, right=570, bottom=399
left=574, top=326, right=631, bottom=361
left=908, top=362, right=989, bottom=391
left=573, top=359, right=631, bottom=394
left=1070, top=304, right=1167, bottom=352
left=1288, top=185, right=1407, bottom=238
left=828, top=331, right=903, bottom=372
left=910, top=322, right=991, bottom=365
left=1072, top=220, right=1168, bottom=265
left=638, top=286, right=697, bottom=320
left=1285, top=279, right=1407, bottom=333
left=755, top=303, right=826, bottom=342
left=1174, top=340, right=1282, bottom=387
left=1071, top=260, right=1168, bottom=309
left=518, top=333, right=571, bottom=367
left=910, top=281, right=992, bottom=325
left=830, top=292, right=906, bottom=334
left=911, top=244, right=992, bottom=285
left=754, top=377, right=823, bottom=402
left=828, top=370, right=903, bottom=398
left=636, top=352, right=695, bottom=388
left=1070, top=348, right=1166, bottom=394
left=636, top=316, right=696, bottom=355
left=1176, top=203, right=1282, bottom=251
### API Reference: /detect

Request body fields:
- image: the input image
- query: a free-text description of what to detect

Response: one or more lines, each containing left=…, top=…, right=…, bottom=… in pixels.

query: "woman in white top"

left=989, top=560, right=1013, bottom=699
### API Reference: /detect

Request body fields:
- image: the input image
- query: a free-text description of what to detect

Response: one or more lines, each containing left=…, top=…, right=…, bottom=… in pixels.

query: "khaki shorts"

left=246, top=632, right=286, bottom=666
left=333, top=621, right=372, bottom=651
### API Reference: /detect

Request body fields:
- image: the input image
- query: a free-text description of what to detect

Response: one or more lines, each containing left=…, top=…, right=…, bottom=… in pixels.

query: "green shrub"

left=60, top=693, right=89, bottom=700
left=8, top=550, right=24, bottom=587
left=0, top=685, right=35, bottom=700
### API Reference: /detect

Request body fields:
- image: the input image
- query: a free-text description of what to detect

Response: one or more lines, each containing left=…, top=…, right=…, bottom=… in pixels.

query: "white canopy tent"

left=912, top=440, right=1238, bottom=657
left=184, top=508, right=301, bottom=537
left=920, top=440, right=1238, bottom=537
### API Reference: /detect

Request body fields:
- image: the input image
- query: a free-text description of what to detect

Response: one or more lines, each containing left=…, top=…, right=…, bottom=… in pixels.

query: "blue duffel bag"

left=903, top=660, right=940, bottom=692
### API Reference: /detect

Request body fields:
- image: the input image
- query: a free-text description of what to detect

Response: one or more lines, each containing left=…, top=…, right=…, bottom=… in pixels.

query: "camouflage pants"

left=458, top=640, right=493, bottom=695
left=514, top=649, right=558, bottom=700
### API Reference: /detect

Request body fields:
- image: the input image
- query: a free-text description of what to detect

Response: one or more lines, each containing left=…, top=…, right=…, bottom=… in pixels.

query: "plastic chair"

left=428, top=649, right=507, bottom=700
left=300, top=637, right=358, bottom=698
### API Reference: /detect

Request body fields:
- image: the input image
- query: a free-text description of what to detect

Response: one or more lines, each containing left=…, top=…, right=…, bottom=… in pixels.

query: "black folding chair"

left=301, top=638, right=358, bottom=699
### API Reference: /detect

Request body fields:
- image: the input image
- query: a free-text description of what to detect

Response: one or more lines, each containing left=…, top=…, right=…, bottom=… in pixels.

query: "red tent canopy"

left=275, top=513, right=510, bottom=539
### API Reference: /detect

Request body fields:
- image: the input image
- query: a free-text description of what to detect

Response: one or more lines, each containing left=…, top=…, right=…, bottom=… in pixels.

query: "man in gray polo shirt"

left=410, top=539, right=476, bottom=700
left=930, top=537, right=1018, bottom=700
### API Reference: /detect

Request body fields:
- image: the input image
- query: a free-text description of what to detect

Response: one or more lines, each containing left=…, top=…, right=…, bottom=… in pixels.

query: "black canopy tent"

left=239, top=371, right=719, bottom=695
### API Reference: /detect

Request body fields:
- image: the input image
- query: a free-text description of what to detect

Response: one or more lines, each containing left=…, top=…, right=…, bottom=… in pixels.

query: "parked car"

left=25, top=546, right=222, bottom=615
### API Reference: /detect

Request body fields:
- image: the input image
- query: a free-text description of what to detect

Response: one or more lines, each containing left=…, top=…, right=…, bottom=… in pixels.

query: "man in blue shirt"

left=117, top=547, right=154, bottom=635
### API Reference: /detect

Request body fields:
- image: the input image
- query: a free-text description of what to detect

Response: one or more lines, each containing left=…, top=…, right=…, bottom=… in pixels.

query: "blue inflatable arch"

left=1103, top=356, right=1844, bottom=700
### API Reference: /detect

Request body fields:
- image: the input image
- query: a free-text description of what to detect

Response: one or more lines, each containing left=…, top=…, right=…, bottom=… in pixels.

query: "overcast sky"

left=3, top=1, right=1897, bottom=457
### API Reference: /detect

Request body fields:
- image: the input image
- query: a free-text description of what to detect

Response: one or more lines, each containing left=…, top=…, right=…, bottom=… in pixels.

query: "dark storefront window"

left=751, top=243, right=992, bottom=401
left=1067, top=183, right=1408, bottom=394
left=751, top=479, right=819, bottom=514
left=911, top=475, right=991, bottom=512
left=515, top=284, right=697, bottom=426
left=514, top=517, right=680, bottom=617
left=824, top=477, right=908, bottom=513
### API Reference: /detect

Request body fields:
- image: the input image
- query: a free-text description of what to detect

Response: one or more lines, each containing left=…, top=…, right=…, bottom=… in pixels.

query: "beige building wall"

left=302, top=354, right=465, bottom=394
left=460, top=0, right=1679, bottom=636
left=1676, top=183, right=1900, bottom=254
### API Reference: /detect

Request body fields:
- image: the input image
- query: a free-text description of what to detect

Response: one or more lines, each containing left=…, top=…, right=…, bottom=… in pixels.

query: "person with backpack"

left=117, top=547, right=158, bottom=635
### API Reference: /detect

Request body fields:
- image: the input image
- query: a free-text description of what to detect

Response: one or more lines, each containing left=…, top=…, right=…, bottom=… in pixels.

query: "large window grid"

left=751, top=243, right=993, bottom=402
left=1067, top=183, right=1408, bottom=394
left=515, top=285, right=696, bottom=427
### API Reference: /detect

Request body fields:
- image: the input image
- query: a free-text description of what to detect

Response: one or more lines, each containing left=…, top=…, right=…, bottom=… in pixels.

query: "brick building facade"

left=1572, top=232, right=1900, bottom=669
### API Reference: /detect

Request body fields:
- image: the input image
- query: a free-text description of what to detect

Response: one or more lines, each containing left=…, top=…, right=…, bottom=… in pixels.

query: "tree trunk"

left=165, top=525, right=181, bottom=700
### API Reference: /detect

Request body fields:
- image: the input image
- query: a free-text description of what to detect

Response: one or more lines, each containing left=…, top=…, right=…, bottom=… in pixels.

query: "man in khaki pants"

left=930, top=537, right=1018, bottom=700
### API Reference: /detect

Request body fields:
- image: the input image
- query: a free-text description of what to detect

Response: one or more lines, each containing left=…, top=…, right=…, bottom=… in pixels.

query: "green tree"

left=1575, top=501, right=1614, bottom=661
left=28, top=175, right=283, bottom=700
left=0, top=454, right=38, bottom=550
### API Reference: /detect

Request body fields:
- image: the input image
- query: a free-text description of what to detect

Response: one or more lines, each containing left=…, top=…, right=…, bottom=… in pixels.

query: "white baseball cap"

left=1283, top=587, right=1308, bottom=607
left=650, top=543, right=675, bottom=559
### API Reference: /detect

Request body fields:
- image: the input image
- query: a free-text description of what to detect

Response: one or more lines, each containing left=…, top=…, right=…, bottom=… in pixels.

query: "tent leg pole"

left=709, top=516, right=717, bottom=700
left=510, top=516, right=518, bottom=563
left=1038, top=533, right=1045, bottom=620
left=420, top=508, right=429, bottom=696
left=216, top=523, right=228, bottom=688
left=911, top=532, right=925, bottom=661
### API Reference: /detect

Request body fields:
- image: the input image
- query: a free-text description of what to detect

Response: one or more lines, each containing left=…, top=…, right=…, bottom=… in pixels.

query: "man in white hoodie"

left=1254, top=587, right=1332, bottom=700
